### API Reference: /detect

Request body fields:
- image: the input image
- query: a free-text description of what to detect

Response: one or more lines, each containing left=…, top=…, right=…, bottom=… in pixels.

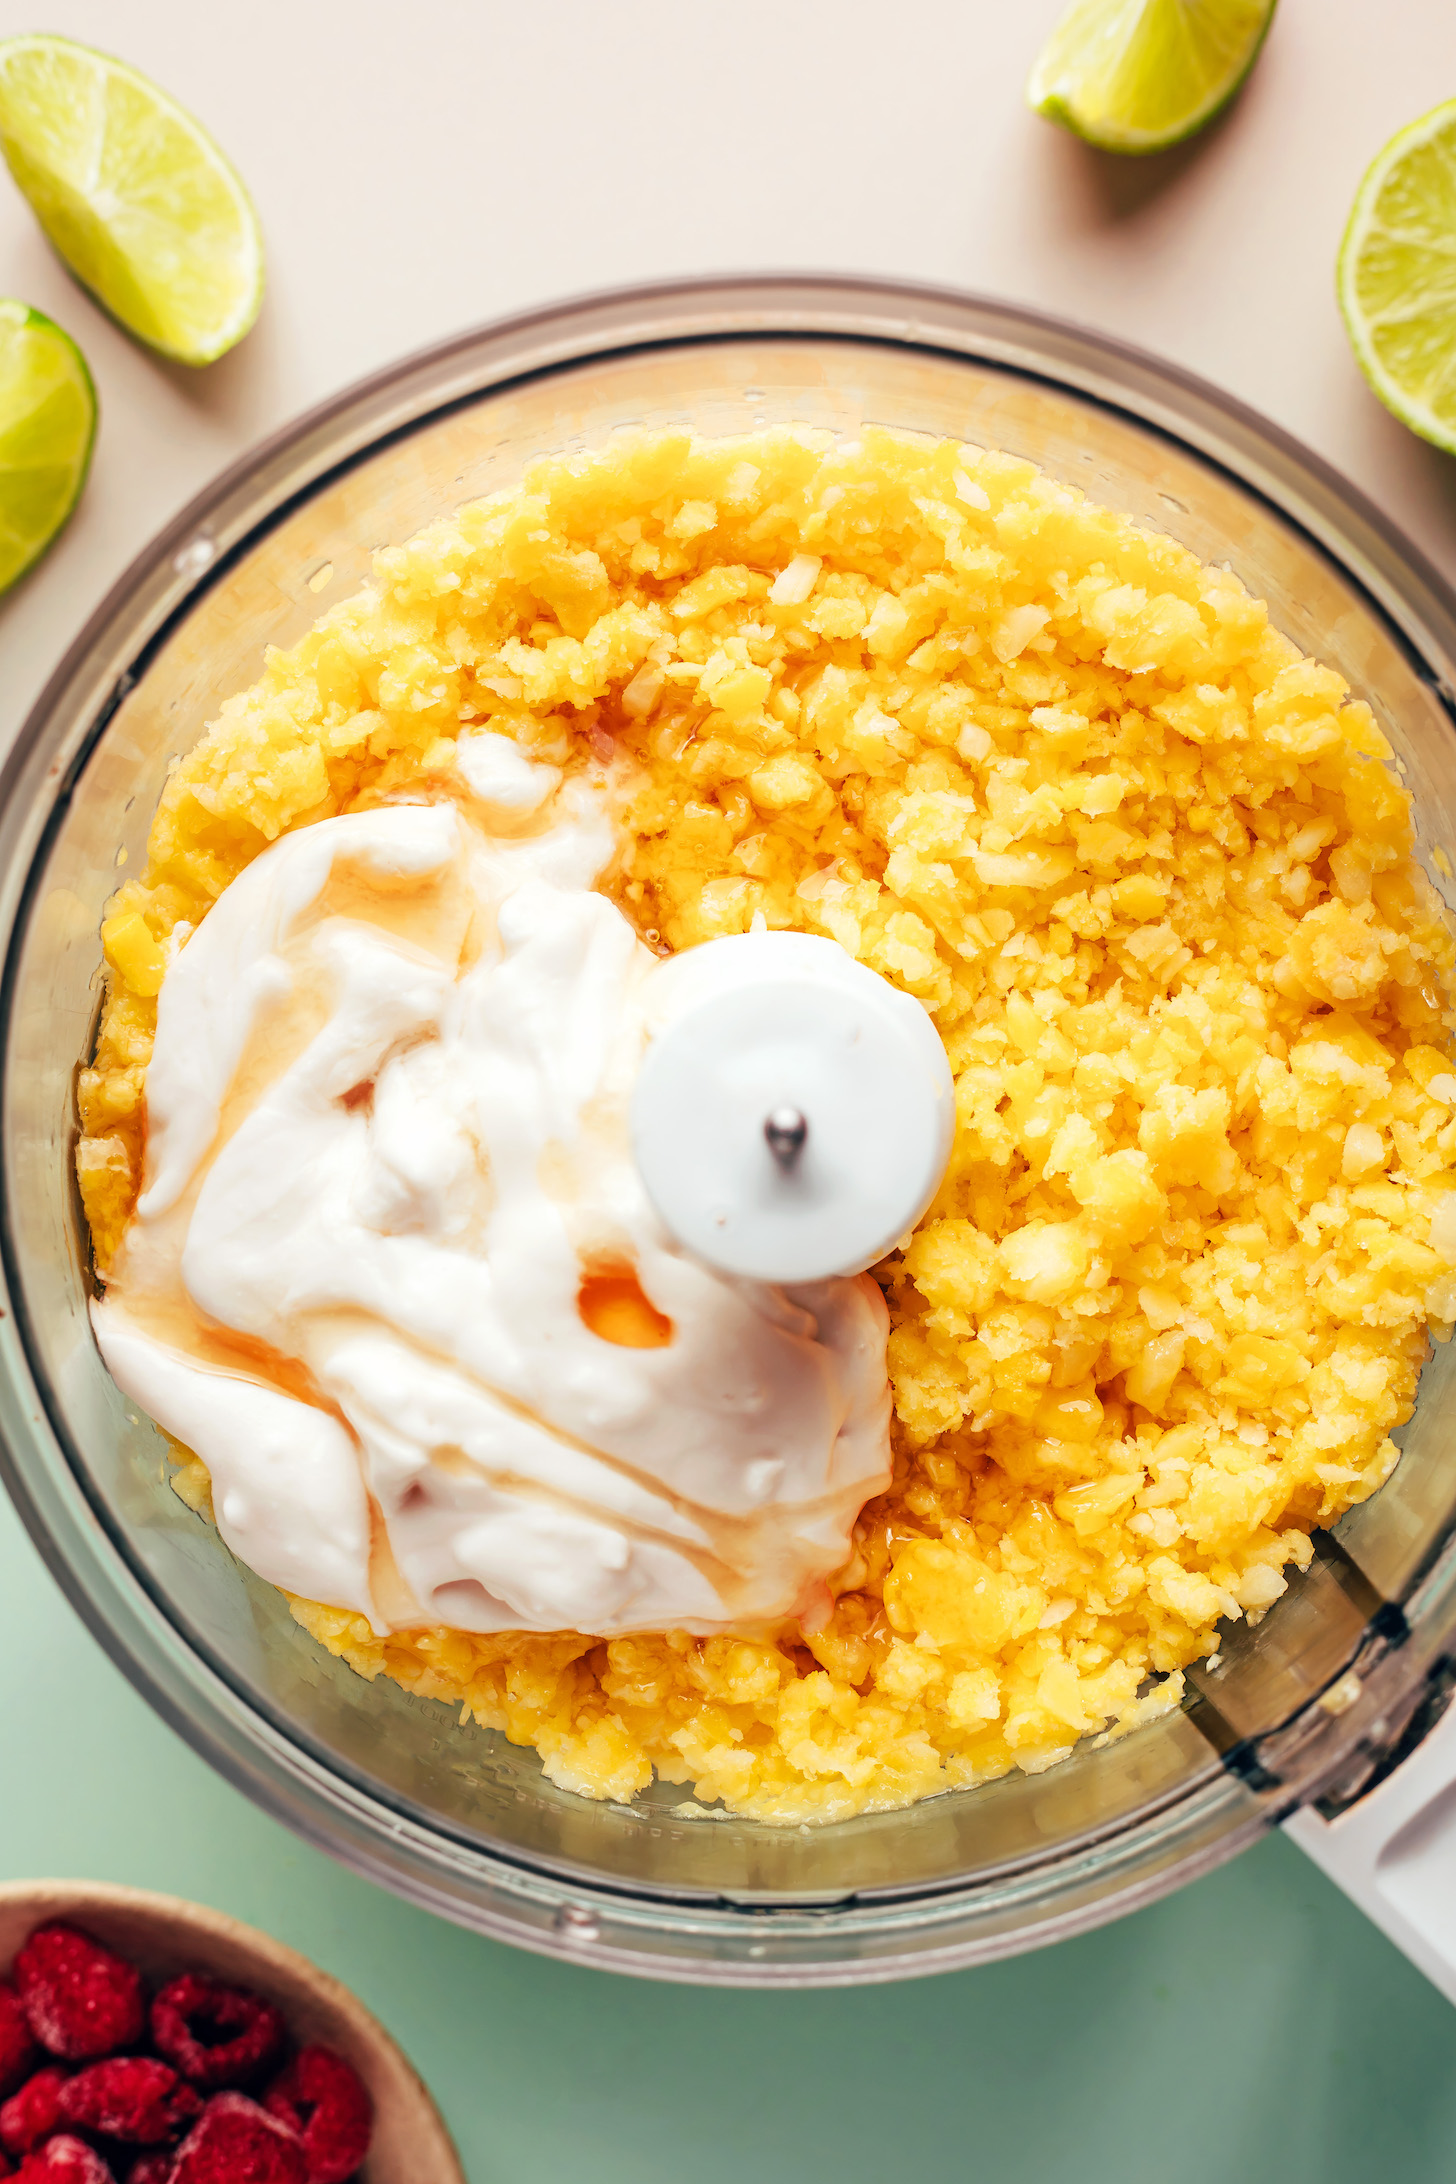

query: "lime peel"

left=1027, top=0, right=1278, bottom=157
left=1338, top=98, right=1456, bottom=458
left=0, top=34, right=263, bottom=367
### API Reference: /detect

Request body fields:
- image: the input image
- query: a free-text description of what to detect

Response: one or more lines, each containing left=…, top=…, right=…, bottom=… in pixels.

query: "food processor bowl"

left=4, top=276, right=1456, bottom=1987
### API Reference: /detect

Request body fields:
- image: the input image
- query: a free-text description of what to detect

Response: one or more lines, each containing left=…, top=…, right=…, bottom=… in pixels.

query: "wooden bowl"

left=0, top=1881, right=464, bottom=2183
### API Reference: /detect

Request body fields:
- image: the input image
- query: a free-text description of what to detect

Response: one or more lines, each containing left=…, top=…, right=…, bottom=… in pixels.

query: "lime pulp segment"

left=1338, top=98, right=1456, bottom=457
left=0, top=35, right=263, bottom=366
left=1027, top=0, right=1278, bottom=155
left=0, top=299, right=96, bottom=596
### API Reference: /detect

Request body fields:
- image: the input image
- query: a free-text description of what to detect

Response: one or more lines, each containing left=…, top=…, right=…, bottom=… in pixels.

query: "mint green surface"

left=2, top=1491, right=1454, bottom=2183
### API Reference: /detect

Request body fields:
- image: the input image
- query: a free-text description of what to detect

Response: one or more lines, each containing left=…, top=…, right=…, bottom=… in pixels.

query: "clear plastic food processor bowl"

left=5, top=277, right=1456, bottom=1987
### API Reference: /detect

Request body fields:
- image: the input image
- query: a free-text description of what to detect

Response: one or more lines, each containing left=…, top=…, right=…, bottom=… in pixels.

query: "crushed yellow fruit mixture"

left=80, top=426, right=1456, bottom=1825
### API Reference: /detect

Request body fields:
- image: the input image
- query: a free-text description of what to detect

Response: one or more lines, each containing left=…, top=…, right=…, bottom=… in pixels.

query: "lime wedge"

left=0, top=35, right=263, bottom=366
left=1027, top=0, right=1277, bottom=155
left=1338, top=99, right=1456, bottom=457
left=0, top=299, right=95, bottom=596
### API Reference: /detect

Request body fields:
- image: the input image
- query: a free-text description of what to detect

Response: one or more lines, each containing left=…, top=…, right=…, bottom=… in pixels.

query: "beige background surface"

left=2, top=0, right=1456, bottom=749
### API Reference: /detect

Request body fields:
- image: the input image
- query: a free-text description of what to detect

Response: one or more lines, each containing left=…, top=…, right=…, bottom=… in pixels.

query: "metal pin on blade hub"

left=764, top=1106, right=808, bottom=1165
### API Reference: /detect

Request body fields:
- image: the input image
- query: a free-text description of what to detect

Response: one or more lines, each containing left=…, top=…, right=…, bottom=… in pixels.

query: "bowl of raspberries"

left=0, top=1883, right=463, bottom=2184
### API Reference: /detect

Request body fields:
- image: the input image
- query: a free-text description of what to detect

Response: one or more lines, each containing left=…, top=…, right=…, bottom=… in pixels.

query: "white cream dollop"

left=93, top=774, right=891, bottom=1638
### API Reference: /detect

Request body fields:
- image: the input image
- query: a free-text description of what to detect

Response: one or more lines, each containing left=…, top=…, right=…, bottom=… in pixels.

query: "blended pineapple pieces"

left=79, top=427, right=1456, bottom=1823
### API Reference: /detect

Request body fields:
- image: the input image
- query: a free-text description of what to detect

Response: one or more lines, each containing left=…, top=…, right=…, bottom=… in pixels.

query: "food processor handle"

left=1284, top=1693, right=1456, bottom=2003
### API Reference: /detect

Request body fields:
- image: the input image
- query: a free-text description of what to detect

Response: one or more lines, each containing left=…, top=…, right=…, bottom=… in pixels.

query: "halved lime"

left=0, top=35, right=263, bottom=366
left=1027, top=0, right=1278, bottom=156
left=1338, top=100, right=1456, bottom=457
left=0, top=299, right=95, bottom=596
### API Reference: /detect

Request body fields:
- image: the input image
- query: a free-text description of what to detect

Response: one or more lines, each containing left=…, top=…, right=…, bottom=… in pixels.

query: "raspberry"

left=168, top=2095, right=304, bottom=2184
left=123, top=2163, right=173, bottom=2184
left=58, top=2061, right=199, bottom=2146
left=13, top=2139, right=115, bottom=2182
left=0, top=1991, right=36, bottom=2100
left=1, top=2069, right=68, bottom=2157
left=14, top=1930, right=144, bottom=2063
left=262, top=2051, right=370, bottom=2184
left=148, top=1980, right=284, bottom=2093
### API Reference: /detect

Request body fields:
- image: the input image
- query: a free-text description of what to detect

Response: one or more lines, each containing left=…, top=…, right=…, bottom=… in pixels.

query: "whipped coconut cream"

left=93, top=737, right=892, bottom=1638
